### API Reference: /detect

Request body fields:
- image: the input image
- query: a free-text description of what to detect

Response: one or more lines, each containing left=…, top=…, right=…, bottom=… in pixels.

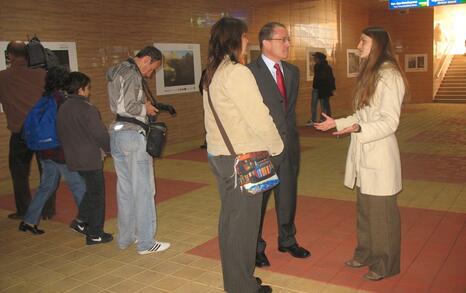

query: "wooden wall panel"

left=369, top=7, right=434, bottom=103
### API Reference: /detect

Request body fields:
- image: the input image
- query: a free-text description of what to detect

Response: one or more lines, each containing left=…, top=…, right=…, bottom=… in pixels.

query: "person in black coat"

left=306, top=52, right=335, bottom=126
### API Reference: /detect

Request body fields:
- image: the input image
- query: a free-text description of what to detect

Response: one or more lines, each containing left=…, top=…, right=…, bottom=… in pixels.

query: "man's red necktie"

left=274, top=63, right=288, bottom=110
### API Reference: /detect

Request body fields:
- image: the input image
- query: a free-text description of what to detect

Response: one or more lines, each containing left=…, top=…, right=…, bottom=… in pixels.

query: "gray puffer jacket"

left=107, top=59, right=147, bottom=132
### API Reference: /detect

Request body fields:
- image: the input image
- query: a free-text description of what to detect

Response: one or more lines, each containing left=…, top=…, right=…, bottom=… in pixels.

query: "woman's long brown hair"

left=353, top=27, right=410, bottom=110
left=202, top=17, right=248, bottom=90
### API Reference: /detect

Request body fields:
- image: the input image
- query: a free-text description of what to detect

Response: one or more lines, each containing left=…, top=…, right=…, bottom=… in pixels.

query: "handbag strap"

left=206, top=89, right=236, bottom=156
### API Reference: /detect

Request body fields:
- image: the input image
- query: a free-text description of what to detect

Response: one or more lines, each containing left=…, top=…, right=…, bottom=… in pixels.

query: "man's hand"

left=145, top=101, right=159, bottom=116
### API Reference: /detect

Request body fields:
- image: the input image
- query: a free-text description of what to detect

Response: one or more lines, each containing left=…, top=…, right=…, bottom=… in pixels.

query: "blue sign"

left=389, top=0, right=466, bottom=9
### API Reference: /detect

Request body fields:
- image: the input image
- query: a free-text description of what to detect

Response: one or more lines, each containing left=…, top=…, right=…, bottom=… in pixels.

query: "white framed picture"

left=247, top=45, right=261, bottom=64
left=153, top=43, right=202, bottom=96
left=306, top=47, right=326, bottom=81
left=405, top=54, right=427, bottom=72
left=346, top=49, right=360, bottom=78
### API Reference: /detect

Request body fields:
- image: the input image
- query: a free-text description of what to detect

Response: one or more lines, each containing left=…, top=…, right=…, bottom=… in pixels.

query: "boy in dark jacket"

left=57, top=72, right=113, bottom=245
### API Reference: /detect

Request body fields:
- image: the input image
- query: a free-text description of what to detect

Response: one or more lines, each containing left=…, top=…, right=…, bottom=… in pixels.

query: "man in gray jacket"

left=107, top=46, right=170, bottom=255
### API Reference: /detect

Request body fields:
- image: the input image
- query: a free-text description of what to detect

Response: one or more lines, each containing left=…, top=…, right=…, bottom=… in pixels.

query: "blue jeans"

left=23, top=159, right=85, bottom=225
left=311, top=89, right=331, bottom=122
left=111, top=130, right=156, bottom=251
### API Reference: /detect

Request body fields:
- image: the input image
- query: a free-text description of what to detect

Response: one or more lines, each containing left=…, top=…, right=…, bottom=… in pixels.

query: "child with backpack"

left=56, top=72, right=113, bottom=245
left=19, top=66, right=87, bottom=235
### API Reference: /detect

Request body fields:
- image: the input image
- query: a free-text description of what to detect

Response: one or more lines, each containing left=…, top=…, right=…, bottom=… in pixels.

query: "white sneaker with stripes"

left=137, top=241, right=170, bottom=255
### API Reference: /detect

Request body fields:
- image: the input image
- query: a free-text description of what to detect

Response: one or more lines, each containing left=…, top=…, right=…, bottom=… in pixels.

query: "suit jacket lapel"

left=282, top=62, right=293, bottom=104
left=257, top=56, right=277, bottom=87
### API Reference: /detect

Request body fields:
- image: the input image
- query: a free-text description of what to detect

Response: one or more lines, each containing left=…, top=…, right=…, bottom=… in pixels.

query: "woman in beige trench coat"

left=315, top=26, right=409, bottom=281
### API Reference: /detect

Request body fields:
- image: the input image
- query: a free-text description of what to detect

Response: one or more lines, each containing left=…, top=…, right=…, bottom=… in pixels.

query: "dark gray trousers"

left=353, top=188, right=401, bottom=277
left=257, top=148, right=299, bottom=253
left=208, top=155, right=261, bottom=293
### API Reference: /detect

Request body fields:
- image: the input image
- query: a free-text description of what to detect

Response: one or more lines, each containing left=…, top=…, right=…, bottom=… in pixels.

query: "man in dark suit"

left=247, top=22, right=310, bottom=267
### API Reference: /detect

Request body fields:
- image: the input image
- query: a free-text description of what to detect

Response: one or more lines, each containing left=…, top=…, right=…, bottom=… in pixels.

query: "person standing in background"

left=306, top=52, right=335, bottom=126
left=0, top=41, right=56, bottom=220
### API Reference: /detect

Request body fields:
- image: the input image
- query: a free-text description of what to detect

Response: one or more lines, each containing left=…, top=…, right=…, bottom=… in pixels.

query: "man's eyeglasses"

left=267, top=37, right=291, bottom=43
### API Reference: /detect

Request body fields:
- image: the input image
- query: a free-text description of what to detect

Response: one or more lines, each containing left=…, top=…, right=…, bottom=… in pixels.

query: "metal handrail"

left=435, top=40, right=455, bottom=79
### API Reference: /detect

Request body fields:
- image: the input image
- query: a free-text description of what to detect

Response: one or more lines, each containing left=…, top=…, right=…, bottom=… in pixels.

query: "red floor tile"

left=188, top=196, right=466, bottom=292
left=0, top=172, right=207, bottom=225
left=401, top=153, right=466, bottom=183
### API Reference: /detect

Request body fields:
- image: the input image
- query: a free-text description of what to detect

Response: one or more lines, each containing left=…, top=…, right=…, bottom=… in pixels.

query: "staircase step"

left=434, top=99, right=466, bottom=104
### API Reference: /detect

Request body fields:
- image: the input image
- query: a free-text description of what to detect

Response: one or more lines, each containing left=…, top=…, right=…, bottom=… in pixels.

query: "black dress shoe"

left=257, top=285, right=272, bottom=293
left=256, top=277, right=262, bottom=285
left=278, top=244, right=310, bottom=258
left=255, top=252, right=270, bottom=267
left=18, top=221, right=45, bottom=235
left=8, top=213, right=23, bottom=220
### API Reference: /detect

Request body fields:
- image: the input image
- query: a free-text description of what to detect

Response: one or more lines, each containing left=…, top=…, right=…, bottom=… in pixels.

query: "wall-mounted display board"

left=390, top=0, right=466, bottom=10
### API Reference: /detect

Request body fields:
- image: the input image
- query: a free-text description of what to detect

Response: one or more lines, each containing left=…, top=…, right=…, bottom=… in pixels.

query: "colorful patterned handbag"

left=207, top=90, right=279, bottom=195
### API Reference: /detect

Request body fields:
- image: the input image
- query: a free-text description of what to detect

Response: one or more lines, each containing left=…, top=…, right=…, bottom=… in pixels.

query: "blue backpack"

left=23, top=95, right=60, bottom=151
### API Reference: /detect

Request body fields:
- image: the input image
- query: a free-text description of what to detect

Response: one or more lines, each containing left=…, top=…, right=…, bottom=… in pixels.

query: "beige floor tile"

left=67, top=283, right=104, bottom=293
left=169, top=253, right=201, bottom=266
left=138, top=287, right=170, bottom=293
left=37, top=277, right=82, bottom=293
left=151, top=261, right=184, bottom=275
left=130, top=270, right=167, bottom=285
left=194, top=271, right=223, bottom=288
left=173, top=282, right=213, bottom=293
left=109, top=264, right=147, bottom=278
left=70, top=266, right=108, bottom=282
left=151, top=276, right=188, bottom=291
left=107, top=279, right=146, bottom=293
left=89, top=273, right=125, bottom=289
left=172, top=267, right=206, bottom=280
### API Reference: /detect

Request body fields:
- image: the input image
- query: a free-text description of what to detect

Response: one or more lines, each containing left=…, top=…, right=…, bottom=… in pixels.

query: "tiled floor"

left=0, top=103, right=465, bottom=293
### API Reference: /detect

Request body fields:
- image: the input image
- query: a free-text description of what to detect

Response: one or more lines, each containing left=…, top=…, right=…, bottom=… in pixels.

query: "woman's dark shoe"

left=345, top=259, right=365, bottom=268
left=363, top=271, right=384, bottom=281
left=18, top=221, right=44, bottom=235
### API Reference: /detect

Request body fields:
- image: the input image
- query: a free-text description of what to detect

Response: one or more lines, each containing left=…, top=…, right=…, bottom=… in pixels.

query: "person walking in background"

left=57, top=72, right=113, bottom=245
left=19, top=67, right=86, bottom=235
left=306, top=52, right=335, bottom=126
left=315, top=26, right=409, bottom=281
left=107, top=46, right=170, bottom=255
left=247, top=22, right=310, bottom=268
left=203, top=17, right=283, bottom=293
left=0, top=41, right=56, bottom=220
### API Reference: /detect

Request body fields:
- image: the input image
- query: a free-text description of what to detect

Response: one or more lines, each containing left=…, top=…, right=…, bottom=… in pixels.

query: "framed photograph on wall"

left=0, top=41, right=78, bottom=112
left=306, top=47, right=326, bottom=81
left=153, top=43, right=202, bottom=96
left=247, top=45, right=261, bottom=64
left=405, top=54, right=427, bottom=72
left=346, top=49, right=360, bottom=78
